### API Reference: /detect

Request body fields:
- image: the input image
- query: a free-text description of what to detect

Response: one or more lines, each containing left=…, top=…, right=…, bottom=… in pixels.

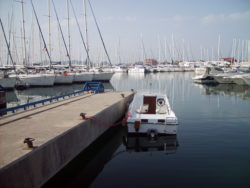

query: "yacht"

left=126, top=92, right=178, bottom=136
left=192, top=67, right=224, bottom=84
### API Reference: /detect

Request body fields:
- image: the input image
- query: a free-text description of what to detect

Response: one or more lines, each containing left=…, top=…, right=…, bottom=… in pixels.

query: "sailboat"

left=83, top=0, right=114, bottom=82
left=0, top=18, right=17, bottom=90
left=16, top=0, right=56, bottom=88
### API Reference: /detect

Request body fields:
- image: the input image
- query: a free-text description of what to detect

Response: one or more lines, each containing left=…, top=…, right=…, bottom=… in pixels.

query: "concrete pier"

left=0, top=91, right=134, bottom=188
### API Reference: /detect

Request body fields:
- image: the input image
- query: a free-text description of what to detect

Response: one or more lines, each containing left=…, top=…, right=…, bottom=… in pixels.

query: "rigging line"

left=51, top=0, right=72, bottom=69
left=87, top=0, right=112, bottom=66
left=0, top=18, right=16, bottom=69
left=30, top=0, right=52, bottom=70
left=69, top=0, right=92, bottom=67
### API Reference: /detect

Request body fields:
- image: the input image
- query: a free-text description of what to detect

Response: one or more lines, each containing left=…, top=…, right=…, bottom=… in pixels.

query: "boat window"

left=158, top=119, right=165, bottom=123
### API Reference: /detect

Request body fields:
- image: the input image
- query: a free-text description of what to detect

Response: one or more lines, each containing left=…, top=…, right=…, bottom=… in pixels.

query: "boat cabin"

left=136, top=95, right=169, bottom=114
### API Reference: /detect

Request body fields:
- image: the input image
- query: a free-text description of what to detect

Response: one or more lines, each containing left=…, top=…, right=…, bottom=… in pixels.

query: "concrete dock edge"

left=0, top=92, right=134, bottom=188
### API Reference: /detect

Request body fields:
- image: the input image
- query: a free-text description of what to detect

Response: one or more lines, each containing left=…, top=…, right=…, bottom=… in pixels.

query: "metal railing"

left=0, top=82, right=105, bottom=117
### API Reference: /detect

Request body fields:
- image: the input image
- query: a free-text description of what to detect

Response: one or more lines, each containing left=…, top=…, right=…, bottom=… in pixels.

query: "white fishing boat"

left=126, top=92, right=178, bottom=136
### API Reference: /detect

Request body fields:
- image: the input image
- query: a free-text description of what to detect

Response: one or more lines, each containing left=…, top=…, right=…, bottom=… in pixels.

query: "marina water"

left=5, top=72, right=250, bottom=187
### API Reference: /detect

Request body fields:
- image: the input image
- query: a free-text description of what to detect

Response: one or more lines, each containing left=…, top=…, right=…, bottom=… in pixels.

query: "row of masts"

left=1, top=0, right=111, bottom=71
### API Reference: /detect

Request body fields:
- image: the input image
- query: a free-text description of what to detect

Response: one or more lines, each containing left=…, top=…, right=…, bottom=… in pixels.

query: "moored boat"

left=126, top=92, right=178, bottom=136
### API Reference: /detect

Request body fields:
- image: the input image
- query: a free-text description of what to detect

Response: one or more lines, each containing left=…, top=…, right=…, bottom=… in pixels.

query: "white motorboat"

left=242, top=75, right=250, bottom=86
left=192, top=67, right=223, bottom=84
left=192, top=74, right=217, bottom=84
left=231, top=73, right=250, bottom=85
left=213, top=73, right=237, bottom=84
left=126, top=92, right=178, bottom=136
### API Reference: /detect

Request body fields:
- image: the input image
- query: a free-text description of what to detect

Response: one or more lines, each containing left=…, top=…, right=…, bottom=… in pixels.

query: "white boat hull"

left=18, top=74, right=55, bottom=87
left=55, top=74, right=74, bottom=84
left=128, top=67, right=145, bottom=73
left=214, top=76, right=234, bottom=84
left=0, top=76, right=16, bottom=89
left=92, top=72, right=114, bottom=81
left=126, top=92, right=178, bottom=135
left=73, top=72, right=93, bottom=82
left=127, top=123, right=177, bottom=135
left=242, top=76, right=250, bottom=86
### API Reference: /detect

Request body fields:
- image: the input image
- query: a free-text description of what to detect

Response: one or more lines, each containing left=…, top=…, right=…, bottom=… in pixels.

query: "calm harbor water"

left=6, top=72, right=250, bottom=187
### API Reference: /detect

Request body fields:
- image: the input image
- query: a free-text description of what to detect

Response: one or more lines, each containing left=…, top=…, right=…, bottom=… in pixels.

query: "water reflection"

left=43, top=125, right=178, bottom=187
left=124, top=134, right=178, bottom=154
left=193, top=83, right=250, bottom=100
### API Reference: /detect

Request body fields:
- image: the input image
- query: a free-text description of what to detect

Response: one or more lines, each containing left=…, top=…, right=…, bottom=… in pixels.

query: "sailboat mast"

left=0, top=18, right=16, bottom=67
left=66, top=0, right=71, bottom=59
left=158, top=35, right=161, bottom=63
left=51, top=0, right=71, bottom=70
left=83, top=0, right=89, bottom=66
left=217, top=34, right=221, bottom=60
left=48, top=0, right=51, bottom=57
left=30, top=0, right=52, bottom=69
left=21, top=0, right=27, bottom=66
left=182, top=39, right=185, bottom=62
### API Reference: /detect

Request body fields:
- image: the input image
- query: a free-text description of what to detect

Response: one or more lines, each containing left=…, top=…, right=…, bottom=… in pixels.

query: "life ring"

left=157, top=98, right=165, bottom=106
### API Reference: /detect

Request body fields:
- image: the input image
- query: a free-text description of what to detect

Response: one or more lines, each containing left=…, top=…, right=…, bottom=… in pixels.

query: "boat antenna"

left=87, top=0, right=112, bottom=66
left=51, top=0, right=72, bottom=70
left=69, top=0, right=91, bottom=67
left=30, top=0, right=52, bottom=70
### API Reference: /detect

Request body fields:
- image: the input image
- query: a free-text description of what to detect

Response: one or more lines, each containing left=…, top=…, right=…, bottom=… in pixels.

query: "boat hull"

left=73, top=72, right=93, bottom=83
left=54, top=74, right=74, bottom=85
left=0, top=76, right=16, bottom=90
left=17, top=74, right=55, bottom=87
left=127, top=123, right=178, bottom=135
left=92, top=72, right=114, bottom=82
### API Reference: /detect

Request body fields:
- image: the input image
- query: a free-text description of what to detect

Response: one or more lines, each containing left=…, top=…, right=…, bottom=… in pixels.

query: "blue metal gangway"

left=0, top=82, right=104, bottom=117
left=82, top=82, right=104, bottom=94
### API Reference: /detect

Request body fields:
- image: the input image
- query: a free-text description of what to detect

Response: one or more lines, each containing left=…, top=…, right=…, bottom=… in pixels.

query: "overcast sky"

left=0, top=0, right=250, bottom=65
